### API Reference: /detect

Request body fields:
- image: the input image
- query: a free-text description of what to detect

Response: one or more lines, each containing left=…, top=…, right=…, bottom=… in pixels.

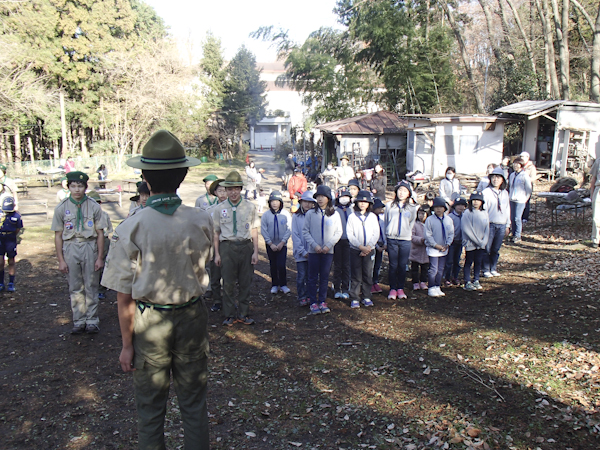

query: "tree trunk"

left=13, top=125, right=21, bottom=167
left=440, top=0, right=486, bottom=113
left=79, top=127, right=89, bottom=158
left=28, top=135, right=35, bottom=164
left=60, top=91, right=68, bottom=157
left=53, top=140, right=59, bottom=160
left=497, top=0, right=516, bottom=55
left=536, top=0, right=561, bottom=97
left=5, top=135, right=12, bottom=165
left=505, top=0, right=538, bottom=78
left=551, top=0, right=570, bottom=99
left=0, top=133, right=5, bottom=165
left=479, top=0, right=503, bottom=63
left=591, top=4, right=600, bottom=101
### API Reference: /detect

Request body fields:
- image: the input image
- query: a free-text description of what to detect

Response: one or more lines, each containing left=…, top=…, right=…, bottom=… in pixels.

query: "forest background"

left=1, top=0, right=600, bottom=169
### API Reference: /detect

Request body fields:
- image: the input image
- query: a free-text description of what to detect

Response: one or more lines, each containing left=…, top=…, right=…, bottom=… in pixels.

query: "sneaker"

left=463, top=281, right=476, bottom=291
left=280, top=286, right=291, bottom=294
left=419, top=282, right=428, bottom=290
left=237, top=316, right=255, bottom=325
left=350, top=300, right=360, bottom=309
left=436, top=287, right=446, bottom=297
left=413, top=283, right=420, bottom=291
left=6, top=282, right=15, bottom=293
left=483, top=271, right=493, bottom=278
left=491, top=271, right=501, bottom=277
left=370, top=285, right=377, bottom=294
left=361, top=298, right=374, bottom=307
left=71, top=324, right=86, bottom=334
left=222, top=317, right=236, bottom=326
left=98, top=291, right=105, bottom=300
left=428, top=287, right=440, bottom=297
left=309, top=303, right=321, bottom=315
left=473, top=280, right=483, bottom=290
left=319, top=302, right=331, bottom=314
left=85, top=323, right=100, bottom=334
left=210, top=303, right=222, bottom=312
left=270, top=286, right=279, bottom=294
left=397, top=289, right=407, bottom=299
left=451, top=278, right=460, bottom=286
left=299, top=298, right=309, bottom=307
left=334, top=291, right=343, bottom=299
left=388, top=289, right=397, bottom=300
left=443, top=279, right=452, bottom=287
left=513, top=237, right=521, bottom=243
left=341, top=293, right=349, bottom=300
left=372, top=283, right=383, bottom=293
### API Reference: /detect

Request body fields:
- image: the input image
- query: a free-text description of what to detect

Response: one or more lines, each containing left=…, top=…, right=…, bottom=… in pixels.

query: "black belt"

left=136, top=296, right=201, bottom=312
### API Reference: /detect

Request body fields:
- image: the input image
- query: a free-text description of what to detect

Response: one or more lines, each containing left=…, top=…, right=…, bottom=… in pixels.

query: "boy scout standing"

left=195, top=174, right=219, bottom=210
left=87, top=190, right=113, bottom=300
left=207, top=177, right=228, bottom=312
left=51, top=171, right=105, bottom=334
left=101, top=130, right=212, bottom=450
left=214, top=170, right=259, bottom=326
left=0, top=196, right=23, bottom=292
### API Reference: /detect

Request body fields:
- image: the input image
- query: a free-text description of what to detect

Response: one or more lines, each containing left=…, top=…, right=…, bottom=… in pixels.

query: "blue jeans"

left=266, top=245, right=288, bottom=287
left=373, top=248, right=384, bottom=284
left=443, top=241, right=463, bottom=280
left=428, top=255, right=446, bottom=287
left=387, top=239, right=411, bottom=290
left=484, top=223, right=506, bottom=273
left=296, top=261, right=308, bottom=301
left=464, top=249, right=485, bottom=282
left=307, top=253, right=334, bottom=305
left=510, top=201, right=526, bottom=239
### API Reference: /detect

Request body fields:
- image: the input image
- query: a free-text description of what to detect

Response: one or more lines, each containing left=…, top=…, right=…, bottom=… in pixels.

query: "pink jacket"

left=409, top=221, right=429, bottom=264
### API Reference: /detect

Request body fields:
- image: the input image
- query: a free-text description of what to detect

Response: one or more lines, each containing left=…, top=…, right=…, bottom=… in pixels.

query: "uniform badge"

left=245, top=223, right=250, bottom=229
left=65, top=210, right=70, bottom=215
left=202, top=201, right=208, bottom=207
left=87, top=220, right=93, bottom=227
left=221, top=209, right=228, bottom=218
left=111, top=234, right=119, bottom=242
left=65, top=222, right=73, bottom=230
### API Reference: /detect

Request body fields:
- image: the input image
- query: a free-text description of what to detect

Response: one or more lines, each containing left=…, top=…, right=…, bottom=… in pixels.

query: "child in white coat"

left=424, top=197, right=454, bottom=297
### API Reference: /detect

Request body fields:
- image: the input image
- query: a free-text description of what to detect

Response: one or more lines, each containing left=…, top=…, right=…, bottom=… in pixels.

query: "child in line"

left=409, top=205, right=429, bottom=291
left=347, top=190, right=380, bottom=308
left=384, top=180, right=418, bottom=300
left=207, top=178, right=229, bottom=312
left=302, top=185, right=342, bottom=315
left=462, top=192, right=489, bottom=291
left=0, top=197, right=22, bottom=292
left=371, top=198, right=386, bottom=294
left=333, top=189, right=352, bottom=299
left=424, top=197, right=454, bottom=297
left=260, top=190, right=292, bottom=294
left=439, top=167, right=461, bottom=207
left=443, top=197, right=467, bottom=286
left=87, top=190, right=113, bottom=300
left=292, top=191, right=316, bottom=307
left=128, top=182, right=150, bottom=216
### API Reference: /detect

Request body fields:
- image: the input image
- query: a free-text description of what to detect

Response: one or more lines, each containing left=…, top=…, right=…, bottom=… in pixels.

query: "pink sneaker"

left=397, top=289, right=407, bottom=299
left=413, top=283, right=420, bottom=291
left=371, top=285, right=377, bottom=294
left=373, top=283, right=383, bottom=293
left=419, top=282, right=428, bottom=290
left=387, top=289, right=397, bottom=300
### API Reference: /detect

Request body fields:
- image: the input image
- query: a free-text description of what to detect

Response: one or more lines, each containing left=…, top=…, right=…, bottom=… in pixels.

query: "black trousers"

left=350, top=249, right=375, bottom=301
left=333, top=238, right=351, bottom=293
left=411, top=261, right=429, bottom=283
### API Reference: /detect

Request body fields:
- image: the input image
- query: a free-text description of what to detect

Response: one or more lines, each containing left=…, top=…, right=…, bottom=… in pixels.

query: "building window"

left=459, top=135, right=478, bottom=154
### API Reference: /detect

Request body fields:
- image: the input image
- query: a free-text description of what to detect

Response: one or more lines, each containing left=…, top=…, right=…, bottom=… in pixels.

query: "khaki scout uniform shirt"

left=214, top=198, right=259, bottom=242
left=101, top=205, right=213, bottom=305
left=195, top=193, right=217, bottom=210
left=51, top=197, right=104, bottom=240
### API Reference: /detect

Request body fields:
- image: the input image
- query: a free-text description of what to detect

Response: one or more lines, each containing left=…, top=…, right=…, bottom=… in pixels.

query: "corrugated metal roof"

left=400, top=113, right=500, bottom=123
left=315, top=111, right=407, bottom=135
left=495, top=100, right=600, bottom=116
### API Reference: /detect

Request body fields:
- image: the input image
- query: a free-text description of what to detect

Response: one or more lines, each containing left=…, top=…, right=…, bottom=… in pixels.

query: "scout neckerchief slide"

left=68, top=195, right=88, bottom=230
left=228, top=198, right=242, bottom=236
left=146, top=194, right=182, bottom=215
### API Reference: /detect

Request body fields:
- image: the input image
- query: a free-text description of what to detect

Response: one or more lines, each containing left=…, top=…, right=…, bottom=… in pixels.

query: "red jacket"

left=288, top=174, right=307, bottom=199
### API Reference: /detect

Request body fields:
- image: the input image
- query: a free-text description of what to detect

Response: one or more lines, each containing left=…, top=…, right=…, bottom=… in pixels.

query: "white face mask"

left=327, top=165, right=333, bottom=170
left=446, top=173, right=454, bottom=180
left=339, top=197, right=351, bottom=206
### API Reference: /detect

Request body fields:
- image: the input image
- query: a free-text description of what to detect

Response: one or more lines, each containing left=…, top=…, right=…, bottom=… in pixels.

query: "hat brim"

left=356, top=197, right=374, bottom=204
left=127, top=155, right=202, bottom=170
left=209, top=179, right=225, bottom=196
left=220, top=181, right=244, bottom=187
left=130, top=195, right=140, bottom=202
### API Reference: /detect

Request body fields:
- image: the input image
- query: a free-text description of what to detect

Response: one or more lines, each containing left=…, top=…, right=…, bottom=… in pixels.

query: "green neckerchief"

left=228, top=198, right=242, bottom=236
left=68, top=195, right=88, bottom=231
left=146, top=194, right=182, bottom=215
left=207, top=193, right=217, bottom=206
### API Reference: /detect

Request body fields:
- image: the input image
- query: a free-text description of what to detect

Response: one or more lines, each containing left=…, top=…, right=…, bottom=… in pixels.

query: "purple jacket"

left=409, top=221, right=429, bottom=264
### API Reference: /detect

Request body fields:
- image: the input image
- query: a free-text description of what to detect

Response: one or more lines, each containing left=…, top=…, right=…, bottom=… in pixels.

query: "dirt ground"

left=2, top=161, right=600, bottom=449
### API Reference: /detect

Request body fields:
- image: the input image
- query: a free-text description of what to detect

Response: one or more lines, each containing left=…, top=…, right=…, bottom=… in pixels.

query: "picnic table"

left=122, top=178, right=141, bottom=193
left=96, top=188, right=122, bottom=207
left=537, top=191, right=592, bottom=227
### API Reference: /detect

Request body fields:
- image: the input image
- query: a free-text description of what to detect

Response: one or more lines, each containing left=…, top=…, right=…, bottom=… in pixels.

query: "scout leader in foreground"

left=102, top=130, right=213, bottom=450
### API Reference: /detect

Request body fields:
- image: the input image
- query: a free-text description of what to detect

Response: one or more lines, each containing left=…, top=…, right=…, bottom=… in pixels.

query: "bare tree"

left=535, top=0, right=561, bottom=97
left=551, top=0, right=571, bottom=99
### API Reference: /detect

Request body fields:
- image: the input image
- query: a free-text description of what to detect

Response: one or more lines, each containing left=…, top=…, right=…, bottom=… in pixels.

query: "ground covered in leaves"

left=1, top=196, right=600, bottom=449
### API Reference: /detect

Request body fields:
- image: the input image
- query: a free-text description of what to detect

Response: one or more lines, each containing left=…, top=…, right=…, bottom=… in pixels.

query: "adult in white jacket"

left=346, top=190, right=380, bottom=308
left=508, top=158, right=532, bottom=242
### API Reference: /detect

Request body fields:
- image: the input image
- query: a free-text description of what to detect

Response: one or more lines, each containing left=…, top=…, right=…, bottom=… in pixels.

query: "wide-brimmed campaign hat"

left=127, top=130, right=201, bottom=170
left=221, top=170, right=244, bottom=187
left=209, top=178, right=225, bottom=196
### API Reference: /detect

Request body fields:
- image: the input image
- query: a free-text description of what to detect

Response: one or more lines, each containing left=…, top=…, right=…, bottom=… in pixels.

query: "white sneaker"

left=428, top=287, right=440, bottom=297
left=483, top=271, right=493, bottom=278
left=334, top=291, right=343, bottom=299
left=491, top=271, right=501, bottom=277
left=270, top=286, right=279, bottom=294
left=436, top=287, right=446, bottom=297
left=280, top=286, right=291, bottom=294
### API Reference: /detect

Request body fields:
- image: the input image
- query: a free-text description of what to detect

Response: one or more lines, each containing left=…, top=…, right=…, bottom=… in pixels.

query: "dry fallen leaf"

left=245, top=432, right=256, bottom=437
left=466, top=427, right=480, bottom=437
left=423, top=367, right=431, bottom=375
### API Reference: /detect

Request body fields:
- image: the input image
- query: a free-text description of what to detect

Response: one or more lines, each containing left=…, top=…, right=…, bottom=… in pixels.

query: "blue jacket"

left=0, top=211, right=22, bottom=236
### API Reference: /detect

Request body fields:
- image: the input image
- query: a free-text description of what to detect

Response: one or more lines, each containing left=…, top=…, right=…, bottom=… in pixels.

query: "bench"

left=19, top=199, right=49, bottom=219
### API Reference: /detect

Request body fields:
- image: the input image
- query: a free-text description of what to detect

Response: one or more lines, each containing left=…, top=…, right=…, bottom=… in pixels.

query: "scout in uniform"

left=56, top=177, right=70, bottom=202
left=51, top=171, right=105, bottom=334
left=101, top=130, right=212, bottom=450
left=0, top=196, right=23, bottom=292
left=87, top=190, right=113, bottom=300
left=128, top=181, right=150, bottom=216
left=213, top=170, right=260, bottom=326
left=195, top=174, right=219, bottom=210
left=0, top=164, right=18, bottom=209
left=207, top=177, right=227, bottom=312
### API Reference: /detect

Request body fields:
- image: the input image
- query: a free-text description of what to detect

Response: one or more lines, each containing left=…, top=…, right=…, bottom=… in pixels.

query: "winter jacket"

left=288, top=174, right=308, bottom=198
left=424, top=213, right=454, bottom=257
left=335, top=205, right=352, bottom=239
left=384, top=200, right=418, bottom=241
left=448, top=210, right=463, bottom=243
left=508, top=170, right=532, bottom=203
left=302, top=208, right=343, bottom=254
left=292, top=211, right=310, bottom=262
left=371, top=174, right=387, bottom=200
left=439, top=177, right=461, bottom=204
left=461, top=209, right=490, bottom=251
left=409, top=221, right=429, bottom=264
left=261, top=208, right=292, bottom=246
left=482, top=186, right=510, bottom=227
left=347, top=211, right=380, bottom=251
